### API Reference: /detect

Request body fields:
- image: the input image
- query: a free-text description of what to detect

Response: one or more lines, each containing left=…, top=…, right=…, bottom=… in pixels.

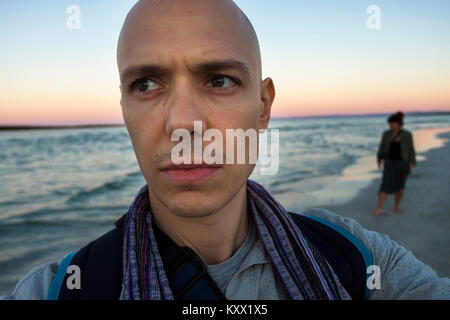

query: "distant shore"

left=0, top=124, right=125, bottom=131
left=316, top=129, right=450, bottom=278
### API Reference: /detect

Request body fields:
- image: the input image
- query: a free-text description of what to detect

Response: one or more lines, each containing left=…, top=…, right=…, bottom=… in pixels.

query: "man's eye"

left=133, top=78, right=160, bottom=93
left=207, top=76, right=237, bottom=88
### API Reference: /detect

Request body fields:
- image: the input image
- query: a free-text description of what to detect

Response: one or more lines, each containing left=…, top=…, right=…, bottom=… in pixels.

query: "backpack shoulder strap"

left=46, top=251, right=77, bottom=300
left=289, top=212, right=374, bottom=300
left=46, top=213, right=225, bottom=300
left=47, top=225, right=124, bottom=300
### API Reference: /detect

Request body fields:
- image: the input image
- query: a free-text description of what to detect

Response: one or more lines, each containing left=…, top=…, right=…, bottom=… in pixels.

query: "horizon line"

left=0, top=110, right=448, bottom=130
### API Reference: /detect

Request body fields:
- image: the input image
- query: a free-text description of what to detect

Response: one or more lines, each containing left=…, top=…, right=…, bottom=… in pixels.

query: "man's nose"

left=164, top=81, right=207, bottom=137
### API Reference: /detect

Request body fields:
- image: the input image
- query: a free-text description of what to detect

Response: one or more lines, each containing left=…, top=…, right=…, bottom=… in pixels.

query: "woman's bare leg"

left=373, top=191, right=388, bottom=216
left=394, top=189, right=405, bottom=214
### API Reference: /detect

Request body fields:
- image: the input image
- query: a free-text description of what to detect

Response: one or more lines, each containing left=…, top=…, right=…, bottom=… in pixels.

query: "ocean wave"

left=0, top=245, right=61, bottom=272
left=65, top=172, right=140, bottom=204
left=67, top=181, right=124, bottom=203
left=0, top=204, right=127, bottom=225
left=268, top=170, right=314, bottom=189
left=0, top=215, right=117, bottom=229
left=126, top=170, right=142, bottom=177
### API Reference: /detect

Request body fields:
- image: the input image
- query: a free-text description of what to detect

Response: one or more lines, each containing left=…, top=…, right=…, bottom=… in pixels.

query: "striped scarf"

left=122, top=180, right=349, bottom=300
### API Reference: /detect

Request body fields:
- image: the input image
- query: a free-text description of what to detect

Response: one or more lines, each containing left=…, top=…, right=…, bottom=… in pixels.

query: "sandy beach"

left=316, top=129, right=450, bottom=278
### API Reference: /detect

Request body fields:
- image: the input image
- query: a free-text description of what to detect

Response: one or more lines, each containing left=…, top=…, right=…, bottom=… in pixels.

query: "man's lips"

left=160, top=163, right=223, bottom=184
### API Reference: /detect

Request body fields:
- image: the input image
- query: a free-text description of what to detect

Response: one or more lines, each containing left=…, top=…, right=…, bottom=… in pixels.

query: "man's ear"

left=259, top=77, right=275, bottom=130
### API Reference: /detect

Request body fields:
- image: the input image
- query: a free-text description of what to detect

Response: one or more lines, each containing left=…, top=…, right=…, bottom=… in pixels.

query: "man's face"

left=117, top=1, right=274, bottom=218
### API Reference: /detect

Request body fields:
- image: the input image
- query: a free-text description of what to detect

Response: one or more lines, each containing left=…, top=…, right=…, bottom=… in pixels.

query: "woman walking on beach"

left=373, top=112, right=416, bottom=216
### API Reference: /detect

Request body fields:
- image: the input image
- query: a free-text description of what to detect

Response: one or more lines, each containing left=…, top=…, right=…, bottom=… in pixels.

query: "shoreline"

left=0, top=124, right=125, bottom=131
left=275, top=126, right=450, bottom=213
left=315, top=129, right=450, bottom=278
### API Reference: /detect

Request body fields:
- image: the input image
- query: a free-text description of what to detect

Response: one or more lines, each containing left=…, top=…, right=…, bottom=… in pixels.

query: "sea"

left=1, top=113, right=449, bottom=294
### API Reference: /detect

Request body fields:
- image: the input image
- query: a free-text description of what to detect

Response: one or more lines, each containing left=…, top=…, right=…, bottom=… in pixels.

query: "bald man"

left=3, top=0, right=449, bottom=300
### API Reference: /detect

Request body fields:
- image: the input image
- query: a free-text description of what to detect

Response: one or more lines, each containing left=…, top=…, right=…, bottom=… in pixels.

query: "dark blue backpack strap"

left=46, top=251, right=77, bottom=300
left=60, top=227, right=124, bottom=300
left=46, top=226, right=124, bottom=300
left=46, top=213, right=225, bottom=300
left=305, top=216, right=374, bottom=277
left=289, top=212, right=374, bottom=300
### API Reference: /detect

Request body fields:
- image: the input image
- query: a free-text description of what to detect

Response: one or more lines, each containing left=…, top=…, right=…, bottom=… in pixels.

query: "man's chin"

left=161, top=190, right=223, bottom=219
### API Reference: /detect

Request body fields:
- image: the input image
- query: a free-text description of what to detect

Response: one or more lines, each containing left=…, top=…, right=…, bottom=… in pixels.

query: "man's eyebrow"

left=192, top=59, right=251, bottom=76
left=120, top=64, right=171, bottom=84
left=120, top=59, right=251, bottom=84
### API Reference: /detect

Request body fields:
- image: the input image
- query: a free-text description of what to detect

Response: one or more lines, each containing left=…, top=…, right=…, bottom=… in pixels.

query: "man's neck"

left=149, top=184, right=250, bottom=265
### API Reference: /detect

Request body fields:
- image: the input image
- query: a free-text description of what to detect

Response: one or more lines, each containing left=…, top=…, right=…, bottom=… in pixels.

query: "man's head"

left=117, top=0, right=275, bottom=218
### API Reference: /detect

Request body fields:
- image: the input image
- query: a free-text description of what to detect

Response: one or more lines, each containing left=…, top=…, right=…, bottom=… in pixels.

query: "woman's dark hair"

left=387, top=111, right=404, bottom=125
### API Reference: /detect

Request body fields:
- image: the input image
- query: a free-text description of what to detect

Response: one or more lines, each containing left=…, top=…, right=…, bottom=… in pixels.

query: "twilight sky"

left=0, top=0, right=449, bottom=125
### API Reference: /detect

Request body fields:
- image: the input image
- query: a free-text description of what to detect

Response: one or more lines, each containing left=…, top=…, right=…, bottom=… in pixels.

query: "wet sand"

left=316, top=129, right=450, bottom=278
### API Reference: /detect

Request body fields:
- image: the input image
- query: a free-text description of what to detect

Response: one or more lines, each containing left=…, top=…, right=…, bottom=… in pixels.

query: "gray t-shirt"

left=205, top=216, right=288, bottom=299
left=206, top=218, right=258, bottom=293
left=2, top=208, right=450, bottom=300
